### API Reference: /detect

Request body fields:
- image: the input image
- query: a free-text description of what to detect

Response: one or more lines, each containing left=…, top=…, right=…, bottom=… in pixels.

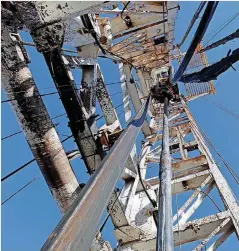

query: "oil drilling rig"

left=1, top=1, right=239, bottom=251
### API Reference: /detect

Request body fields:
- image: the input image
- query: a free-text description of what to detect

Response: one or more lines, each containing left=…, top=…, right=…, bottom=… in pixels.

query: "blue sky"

left=2, top=2, right=239, bottom=250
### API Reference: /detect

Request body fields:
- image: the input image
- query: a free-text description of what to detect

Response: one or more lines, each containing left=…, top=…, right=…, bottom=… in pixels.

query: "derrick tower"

left=2, top=2, right=239, bottom=251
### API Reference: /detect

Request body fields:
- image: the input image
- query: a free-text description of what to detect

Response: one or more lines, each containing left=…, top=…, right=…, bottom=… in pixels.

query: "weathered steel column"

left=29, top=23, right=104, bottom=174
left=136, top=69, right=154, bottom=115
left=1, top=17, right=79, bottom=213
left=122, top=63, right=151, bottom=136
left=156, top=96, right=173, bottom=251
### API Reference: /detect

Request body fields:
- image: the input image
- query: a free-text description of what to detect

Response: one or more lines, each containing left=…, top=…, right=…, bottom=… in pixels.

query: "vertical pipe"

left=156, top=97, right=173, bottom=251
left=1, top=24, right=79, bottom=213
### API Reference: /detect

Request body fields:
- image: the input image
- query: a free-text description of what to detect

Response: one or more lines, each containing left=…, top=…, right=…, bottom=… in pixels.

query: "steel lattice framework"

left=1, top=1, right=239, bottom=251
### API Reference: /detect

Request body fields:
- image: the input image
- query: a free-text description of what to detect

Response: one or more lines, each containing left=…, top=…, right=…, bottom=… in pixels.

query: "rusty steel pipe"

left=156, top=96, right=173, bottom=251
left=41, top=96, right=150, bottom=251
left=1, top=23, right=79, bottom=213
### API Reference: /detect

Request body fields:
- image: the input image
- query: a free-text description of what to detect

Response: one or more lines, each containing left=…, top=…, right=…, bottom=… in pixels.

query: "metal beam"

left=96, top=65, right=121, bottom=128
left=206, top=226, right=234, bottom=251
left=136, top=69, right=154, bottom=115
left=146, top=140, right=198, bottom=161
left=41, top=97, right=150, bottom=251
left=172, top=1, right=218, bottom=84
left=147, top=116, right=189, bottom=143
left=119, top=211, right=231, bottom=251
left=174, top=211, right=231, bottom=246
left=180, top=48, right=239, bottom=83
left=80, top=65, right=96, bottom=116
left=105, top=14, right=167, bottom=38
left=177, top=2, right=206, bottom=47
left=199, top=28, right=239, bottom=53
left=183, top=99, right=239, bottom=236
left=172, top=175, right=212, bottom=223
left=193, top=218, right=231, bottom=251
left=43, top=48, right=103, bottom=174
left=96, top=64, right=137, bottom=179
left=122, top=63, right=151, bottom=136
left=177, top=180, right=215, bottom=225
left=147, top=170, right=211, bottom=195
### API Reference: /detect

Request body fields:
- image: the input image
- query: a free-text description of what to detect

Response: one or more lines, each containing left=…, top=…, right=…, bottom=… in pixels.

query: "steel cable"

left=1, top=112, right=67, bottom=141
left=1, top=135, right=74, bottom=183
left=172, top=1, right=219, bottom=84
left=190, top=116, right=239, bottom=185
left=1, top=83, right=122, bottom=104
left=1, top=177, right=38, bottom=205
left=203, top=11, right=239, bottom=48
left=205, top=98, right=239, bottom=120
left=177, top=1, right=206, bottom=47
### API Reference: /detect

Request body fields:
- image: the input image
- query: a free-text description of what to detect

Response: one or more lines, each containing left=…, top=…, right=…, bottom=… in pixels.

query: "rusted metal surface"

left=1, top=22, right=79, bottom=213
left=148, top=170, right=211, bottom=195
left=118, top=211, right=231, bottom=251
left=172, top=175, right=212, bottom=223
left=148, top=121, right=191, bottom=143
left=172, top=155, right=207, bottom=172
left=4, top=2, right=238, bottom=250
left=41, top=97, right=150, bottom=251
left=193, top=218, right=231, bottom=251
left=113, top=94, right=238, bottom=250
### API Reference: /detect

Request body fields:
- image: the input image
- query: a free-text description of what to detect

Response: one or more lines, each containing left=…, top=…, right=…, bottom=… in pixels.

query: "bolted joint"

left=31, top=23, right=65, bottom=53
left=150, top=83, right=173, bottom=103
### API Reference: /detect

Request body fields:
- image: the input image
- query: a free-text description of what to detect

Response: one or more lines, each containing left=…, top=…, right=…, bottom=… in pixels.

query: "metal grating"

left=181, top=44, right=215, bottom=97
